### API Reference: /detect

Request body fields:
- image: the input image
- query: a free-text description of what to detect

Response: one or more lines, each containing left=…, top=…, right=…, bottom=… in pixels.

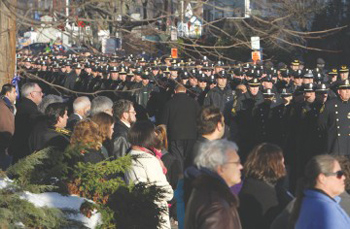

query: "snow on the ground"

left=0, top=177, right=102, bottom=228
left=0, top=176, right=13, bottom=189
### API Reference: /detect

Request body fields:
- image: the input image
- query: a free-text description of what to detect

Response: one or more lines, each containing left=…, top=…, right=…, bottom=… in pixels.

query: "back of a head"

left=91, top=112, right=115, bottom=141
left=38, top=94, right=64, bottom=113
left=21, top=82, right=37, bottom=98
left=113, top=99, right=133, bottom=119
left=1, top=84, right=15, bottom=96
left=195, top=139, right=238, bottom=172
left=244, top=143, right=286, bottom=184
left=70, top=119, right=102, bottom=150
left=155, top=124, right=168, bottom=150
left=197, top=106, right=223, bottom=135
left=90, top=96, right=113, bottom=116
left=128, top=120, right=159, bottom=149
left=73, top=96, right=91, bottom=113
left=175, top=84, right=187, bottom=93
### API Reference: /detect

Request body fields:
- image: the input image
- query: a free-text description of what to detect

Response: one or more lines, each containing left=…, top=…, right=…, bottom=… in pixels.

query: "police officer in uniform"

left=253, top=88, right=280, bottom=145
left=319, top=79, right=350, bottom=155
left=232, top=78, right=264, bottom=160
left=204, top=70, right=234, bottom=113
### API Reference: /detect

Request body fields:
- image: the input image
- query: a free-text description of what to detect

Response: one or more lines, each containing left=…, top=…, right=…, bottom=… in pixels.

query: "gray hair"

left=73, top=96, right=91, bottom=113
left=304, top=154, right=337, bottom=189
left=90, top=96, right=113, bottom=116
left=21, top=82, right=38, bottom=98
left=195, top=139, right=239, bottom=172
left=113, top=99, right=133, bottom=119
left=38, top=94, right=64, bottom=113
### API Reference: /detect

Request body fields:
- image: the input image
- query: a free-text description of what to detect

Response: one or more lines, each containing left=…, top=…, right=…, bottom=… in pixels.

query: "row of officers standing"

left=17, top=54, right=350, bottom=176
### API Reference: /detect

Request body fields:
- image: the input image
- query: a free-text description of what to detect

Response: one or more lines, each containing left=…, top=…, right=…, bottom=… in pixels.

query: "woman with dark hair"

left=238, top=143, right=292, bottom=229
left=70, top=119, right=108, bottom=164
left=125, top=120, right=173, bottom=229
left=156, top=124, right=181, bottom=226
left=91, top=112, right=115, bottom=158
left=290, top=154, right=350, bottom=229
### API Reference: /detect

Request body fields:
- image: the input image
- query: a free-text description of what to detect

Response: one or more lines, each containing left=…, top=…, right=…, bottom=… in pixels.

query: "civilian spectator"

left=239, top=143, right=293, bottom=229
left=38, top=94, right=64, bottom=114
left=28, top=102, right=70, bottom=153
left=11, top=82, right=43, bottom=163
left=111, top=99, right=136, bottom=159
left=70, top=119, right=108, bottom=164
left=290, top=155, right=350, bottom=229
left=185, top=139, right=243, bottom=229
left=67, top=96, right=91, bottom=131
left=160, top=84, right=200, bottom=171
left=90, top=96, right=113, bottom=116
left=0, top=84, right=17, bottom=170
left=91, top=112, right=115, bottom=158
left=125, top=120, right=173, bottom=229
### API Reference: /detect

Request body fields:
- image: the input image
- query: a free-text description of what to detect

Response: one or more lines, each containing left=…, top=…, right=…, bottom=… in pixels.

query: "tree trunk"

left=0, top=0, right=17, bottom=87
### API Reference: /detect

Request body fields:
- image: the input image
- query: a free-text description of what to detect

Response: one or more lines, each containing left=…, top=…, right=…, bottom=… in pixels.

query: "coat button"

left=336, top=111, right=339, bottom=114
left=338, top=126, right=340, bottom=129
left=337, top=119, right=339, bottom=122
left=338, top=134, right=341, bottom=136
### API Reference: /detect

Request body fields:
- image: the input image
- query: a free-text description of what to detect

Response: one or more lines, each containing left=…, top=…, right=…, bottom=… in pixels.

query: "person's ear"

left=217, top=121, right=223, bottom=132
left=317, top=173, right=327, bottom=185
left=216, top=165, right=224, bottom=177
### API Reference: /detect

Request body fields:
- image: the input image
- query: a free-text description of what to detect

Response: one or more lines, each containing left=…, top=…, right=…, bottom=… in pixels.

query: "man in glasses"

left=185, top=139, right=243, bottom=229
left=9, top=82, right=43, bottom=164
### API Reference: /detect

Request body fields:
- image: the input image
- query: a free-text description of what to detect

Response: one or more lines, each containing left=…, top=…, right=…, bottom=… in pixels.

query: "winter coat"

left=296, top=189, right=350, bottom=229
left=0, top=97, right=15, bottom=152
left=10, top=97, right=42, bottom=162
left=160, top=92, right=200, bottom=141
left=124, top=149, right=173, bottom=229
left=185, top=172, right=242, bottom=229
left=238, top=177, right=293, bottom=229
left=111, top=119, right=131, bottom=159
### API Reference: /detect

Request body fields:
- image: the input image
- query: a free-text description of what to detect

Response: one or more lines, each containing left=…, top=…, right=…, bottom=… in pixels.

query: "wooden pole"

left=0, top=0, right=17, bottom=88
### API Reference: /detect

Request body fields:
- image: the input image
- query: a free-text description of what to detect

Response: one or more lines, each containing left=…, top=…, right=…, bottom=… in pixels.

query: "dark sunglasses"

left=325, top=170, right=345, bottom=179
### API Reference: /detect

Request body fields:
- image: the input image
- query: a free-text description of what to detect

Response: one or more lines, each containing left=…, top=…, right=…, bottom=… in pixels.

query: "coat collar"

left=193, top=169, right=239, bottom=207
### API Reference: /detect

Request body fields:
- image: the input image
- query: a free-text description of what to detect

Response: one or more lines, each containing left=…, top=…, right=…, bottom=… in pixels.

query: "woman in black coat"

left=238, top=143, right=293, bottom=229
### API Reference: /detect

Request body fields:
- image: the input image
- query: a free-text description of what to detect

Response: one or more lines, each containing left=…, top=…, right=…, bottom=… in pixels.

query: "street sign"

left=251, top=36, right=260, bottom=50
left=251, top=51, right=261, bottom=62
left=171, top=48, right=178, bottom=59
left=171, top=28, right=178, bottom=41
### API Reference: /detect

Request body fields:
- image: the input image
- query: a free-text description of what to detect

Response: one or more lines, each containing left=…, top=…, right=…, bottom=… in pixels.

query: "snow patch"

left=0, top=177, right=102, bottom=228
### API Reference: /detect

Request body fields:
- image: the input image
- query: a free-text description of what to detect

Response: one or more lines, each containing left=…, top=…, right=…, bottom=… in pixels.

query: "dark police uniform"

left=319, top=91, right=350, bottom=155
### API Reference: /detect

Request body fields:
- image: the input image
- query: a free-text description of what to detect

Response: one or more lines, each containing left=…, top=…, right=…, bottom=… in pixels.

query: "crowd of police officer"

left=15, top=52, right=350, bottom=186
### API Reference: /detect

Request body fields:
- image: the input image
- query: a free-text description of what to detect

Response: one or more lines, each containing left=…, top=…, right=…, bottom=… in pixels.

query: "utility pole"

left=0, top=0, right=17, bottom=87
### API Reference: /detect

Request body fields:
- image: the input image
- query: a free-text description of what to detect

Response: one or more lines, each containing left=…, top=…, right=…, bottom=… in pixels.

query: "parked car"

left=21, top=42, right=49, bottom=55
